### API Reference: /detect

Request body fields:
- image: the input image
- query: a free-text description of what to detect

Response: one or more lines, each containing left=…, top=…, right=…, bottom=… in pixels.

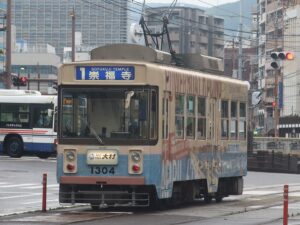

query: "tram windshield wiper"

left=86, top=122, right=104, bottom=145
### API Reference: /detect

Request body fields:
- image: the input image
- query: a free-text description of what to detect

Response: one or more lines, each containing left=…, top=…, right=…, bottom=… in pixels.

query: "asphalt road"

left=1, top=155, right=300, bottom=225
left=0, top=155, right=59, bottom=216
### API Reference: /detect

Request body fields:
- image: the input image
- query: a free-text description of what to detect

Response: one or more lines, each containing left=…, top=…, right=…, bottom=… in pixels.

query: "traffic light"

left=270, top=52, right=295, bottom=69
left=12, top=76, right=19, bottom=86
left=272, top=101, right=276, bottom=108
left=19, top=76, right=28, bottom=86
left=12, top=76, right=28, bottom=86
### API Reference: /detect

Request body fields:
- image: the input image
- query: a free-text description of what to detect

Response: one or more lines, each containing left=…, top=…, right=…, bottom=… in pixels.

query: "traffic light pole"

left=274, top=69, right=279, bottom=137
left=4, top=0, right=11, bottom=89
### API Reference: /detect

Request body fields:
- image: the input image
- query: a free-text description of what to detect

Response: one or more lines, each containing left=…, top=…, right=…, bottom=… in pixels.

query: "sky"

left=145, top=0, right=240, bottom=8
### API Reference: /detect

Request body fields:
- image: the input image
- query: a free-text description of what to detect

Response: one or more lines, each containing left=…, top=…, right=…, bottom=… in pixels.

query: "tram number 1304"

left=90, top=166, right=115, bottom=175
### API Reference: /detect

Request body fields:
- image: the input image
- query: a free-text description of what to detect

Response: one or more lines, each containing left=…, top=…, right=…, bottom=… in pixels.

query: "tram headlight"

left=63, top=149, right=77, bottom=173
left=66, top=150, right=75, bottom=161
left=131, top=151, right=141, bottom=162
left=129, top=150, right=143, bottom=174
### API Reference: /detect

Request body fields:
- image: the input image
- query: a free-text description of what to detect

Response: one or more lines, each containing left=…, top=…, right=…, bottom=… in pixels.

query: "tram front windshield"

left=60, top=87, right=157, bottom=143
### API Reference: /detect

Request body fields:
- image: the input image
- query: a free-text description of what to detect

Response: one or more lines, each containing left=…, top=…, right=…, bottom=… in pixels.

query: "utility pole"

left=238, top=0, right=243, bottom=80
left=5, top=0, right=11, bottom=89
left=273, top=1, right=280, bottom=138
left=70, top=7, right=75, bottom=62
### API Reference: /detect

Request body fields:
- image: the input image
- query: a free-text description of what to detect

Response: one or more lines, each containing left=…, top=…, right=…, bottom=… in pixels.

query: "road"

left=0, top=155, right=300, bottom=224
left=0, top=155, right=59, bottom=216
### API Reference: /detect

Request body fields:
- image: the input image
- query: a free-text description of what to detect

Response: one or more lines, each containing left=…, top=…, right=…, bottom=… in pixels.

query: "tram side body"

left=57, top=61, right=248, bottom=207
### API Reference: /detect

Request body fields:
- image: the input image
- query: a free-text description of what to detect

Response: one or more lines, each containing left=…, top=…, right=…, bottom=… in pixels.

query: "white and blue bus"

left=0, top=90, right=57, bottom=158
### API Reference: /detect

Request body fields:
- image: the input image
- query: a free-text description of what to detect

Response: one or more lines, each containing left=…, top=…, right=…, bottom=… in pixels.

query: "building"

left=145, top=6, right=224, bottom=58
left=10, top=0, right=141, bottom=59
left=11, top=43, right=60, bottom=94
left=256, top=0, right=300, bottom=135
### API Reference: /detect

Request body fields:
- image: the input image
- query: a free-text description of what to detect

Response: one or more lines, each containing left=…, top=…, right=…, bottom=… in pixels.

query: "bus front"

left=57, top=63, right=160, bottom=208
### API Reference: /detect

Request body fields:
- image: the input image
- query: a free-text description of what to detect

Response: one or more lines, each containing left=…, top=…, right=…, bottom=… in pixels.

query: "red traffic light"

left=272, top=101, right=276, bottom=108
left=270, top=52, right=295, bottom=60
left=286, top=52, right=294, bottom=60
left=19, top=76, right=28, bottom=86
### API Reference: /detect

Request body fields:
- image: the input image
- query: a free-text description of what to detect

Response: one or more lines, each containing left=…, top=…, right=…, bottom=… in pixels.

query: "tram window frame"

left=150, top=89, right=158, bottom=139
left=221, top=100, right=229, bottom=139
left=197, top=96, right=206, bottom=139
left=230, top=101, right=238, bottom=139
left=239, top=102, right=247, bottom=139
left=175, top=93, right=184, bottom=139
left=186, top=95, right=195, bottom=139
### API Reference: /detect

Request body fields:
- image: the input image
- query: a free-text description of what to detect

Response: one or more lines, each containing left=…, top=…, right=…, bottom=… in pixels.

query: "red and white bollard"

left=283, top=184, right=288, bottom=225
left=42, top=173, right=47, bottom=212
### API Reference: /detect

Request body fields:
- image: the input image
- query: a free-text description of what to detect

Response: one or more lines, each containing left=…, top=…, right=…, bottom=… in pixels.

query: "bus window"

left=32, top=104, right=53, bottom=128
left=0, top=104, right=30, bottom=128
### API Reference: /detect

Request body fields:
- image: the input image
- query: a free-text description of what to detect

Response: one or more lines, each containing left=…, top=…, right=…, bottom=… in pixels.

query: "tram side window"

left=239, top=102, right=246, bottom=139
left=175, top=94, right=184, bottom=138
left=230, top=101, right=238, bottom=139
left=186, top=95, right=195, bottom=138
left=197, top=97, right=206, bottom=139
left=221, top=100, right=229, bottom=139
left=0, top=104, right=30, bottom=128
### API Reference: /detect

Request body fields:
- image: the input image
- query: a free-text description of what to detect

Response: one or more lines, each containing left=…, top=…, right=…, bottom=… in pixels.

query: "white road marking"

left=21, top=199, right=58, bottom=205
left=0, top=193, right=41, bottom=200
left=23, top=184, right=59, bottom=189
left=0, top=183, right=37, bottom=188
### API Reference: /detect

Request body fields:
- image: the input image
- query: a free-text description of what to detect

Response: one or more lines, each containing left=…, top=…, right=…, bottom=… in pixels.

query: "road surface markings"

left=23, top=184, right=59, bottom=189
left=21, top=199, right=58, bottom=205
left=0, top=193, right=41, bottom=200
left=0, top=183, right=37, bottom=188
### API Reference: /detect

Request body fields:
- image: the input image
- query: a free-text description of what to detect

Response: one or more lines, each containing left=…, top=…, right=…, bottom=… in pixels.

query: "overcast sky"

left=145, top=0, right=240, bottom=8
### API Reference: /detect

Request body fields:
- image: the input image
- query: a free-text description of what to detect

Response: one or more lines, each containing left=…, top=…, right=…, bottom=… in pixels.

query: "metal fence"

left=248, top=137, right=300, bottom=173
left=252, top=137, right=300, bottom=155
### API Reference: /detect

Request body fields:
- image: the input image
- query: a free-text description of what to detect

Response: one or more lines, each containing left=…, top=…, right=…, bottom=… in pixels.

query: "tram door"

left=162, top=91, right=171, bottom=194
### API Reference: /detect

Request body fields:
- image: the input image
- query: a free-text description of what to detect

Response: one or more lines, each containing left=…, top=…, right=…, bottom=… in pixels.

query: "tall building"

left=257, top=0, right=300, bottom=135
left=257, top=0, right=285, bottom=135
left=11, top=0, right=141, bottom=58
left=145, top=6, right=224, bottom=58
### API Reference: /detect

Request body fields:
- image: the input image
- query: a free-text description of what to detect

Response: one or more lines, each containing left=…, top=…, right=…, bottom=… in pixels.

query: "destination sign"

left=76, top=66, right=135, bottom=80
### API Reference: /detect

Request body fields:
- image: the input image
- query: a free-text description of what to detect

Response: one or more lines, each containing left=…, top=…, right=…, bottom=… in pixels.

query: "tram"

left=57, top=44, right=248, bottom=208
